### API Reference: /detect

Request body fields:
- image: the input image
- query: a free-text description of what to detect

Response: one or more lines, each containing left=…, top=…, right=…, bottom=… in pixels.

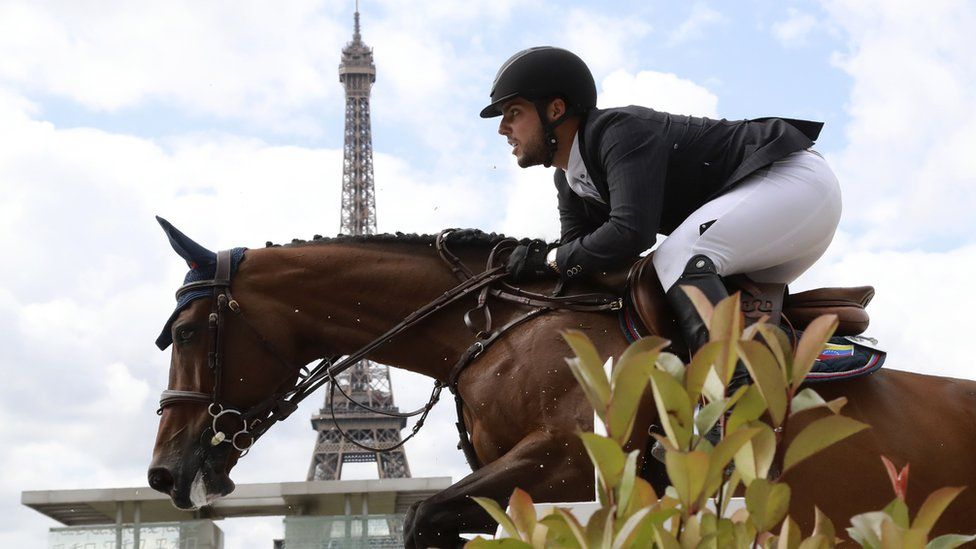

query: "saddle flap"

left=626, top=255, right=687, bottom=355
left=784, top=286, right=875, bottom=336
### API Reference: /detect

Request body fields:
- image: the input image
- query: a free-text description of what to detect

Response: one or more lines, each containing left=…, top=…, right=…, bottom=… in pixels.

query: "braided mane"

left=266, top=229, right=529, bottom=249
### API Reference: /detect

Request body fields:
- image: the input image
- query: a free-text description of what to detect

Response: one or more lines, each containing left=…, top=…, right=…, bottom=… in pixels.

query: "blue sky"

left=1, top=1, right=974, bottom=547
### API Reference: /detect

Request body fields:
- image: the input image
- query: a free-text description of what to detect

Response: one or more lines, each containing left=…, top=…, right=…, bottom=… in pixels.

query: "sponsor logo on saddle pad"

left=818, top=342, right=855, bottom=361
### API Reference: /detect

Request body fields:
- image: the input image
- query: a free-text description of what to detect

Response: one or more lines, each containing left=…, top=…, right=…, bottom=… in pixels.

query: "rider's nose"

left=147, top=466, right=175, bottom=494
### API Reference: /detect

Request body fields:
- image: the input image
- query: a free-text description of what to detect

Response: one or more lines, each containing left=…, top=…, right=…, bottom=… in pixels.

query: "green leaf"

left=681, top=285, right=715, bottom=330
left=652, top=522, right=682, bottom=549
left=470, top=496, right=520, bottom=540
left=665, top=450, right=710, bottom=509
left=680, top=513, right=703, bottom=547
left=745, top=479, right=791, bottom=533
left=738, top=340, right=788, bottom=427
left=697, top=384, right=748, bottom=439
left=783, top=415, right=870, bottom=473
left=615, top=450, right=640, bottom=520
left=544, top=509, right=587, bottom=548
left=712, top=294, right=744, bottom=386
left=811, top=506, right=836, bottom=539
left=695, top=399, right=728, bottom=439
left=733, top=520, right=758, bottom=548
left=710, top=292, right=743, bottom=343
left=797, top=535, right=831, bottom=549
left=882, top=497, right=910, bottom=529
left=790, top=315, right=838, bottom=390
left=655, top=350, right=686, bottom=381
left=756, top=322, right=793, bottom=376
left=727, top=384, right=766, bottom=433
left=622, top=477, right=659, bottom=519
left=927, top=534, right=976, bottom=549
left=846, top=511, right=887, bottom=549
left=611, top=507, right=652, bottom=549
left=703, top=427, right=761, bottom=499
left=790, top=388, right=847, bottom=416
left=912, top=486, right=967, bottom=535
left=619, top=508, right=675, bottom=549
left=776, top=516, right=802, bottom=549
left=507, top=488, right=536, bottom=541
left=891, top=525, right=923, bottom=549
left=734, top=422, right=776, bottom=485
left=580, top=432, right=627, bottom=493
left=607, top=337, right=665, bottom=444
left=563, top=330, right=611, bottom=416
left=463, top=537, right=534, bottom=548
left=719, top=469, right=743, bottom=517
left=686, top=341, right=722, bottom=402
left=585, top=507, right=613, bottom=549
left=649, top=369, right=694, bottom=450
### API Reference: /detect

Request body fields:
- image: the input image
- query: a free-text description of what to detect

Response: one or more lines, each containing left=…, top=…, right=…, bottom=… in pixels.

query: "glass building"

left=23, top=477, right=450, bottom=548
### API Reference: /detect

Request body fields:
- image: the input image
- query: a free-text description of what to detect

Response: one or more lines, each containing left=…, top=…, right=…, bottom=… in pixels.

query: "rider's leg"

left=654, top=149, right=842, bottom=391
left=654, top=149, right=842, bottom=294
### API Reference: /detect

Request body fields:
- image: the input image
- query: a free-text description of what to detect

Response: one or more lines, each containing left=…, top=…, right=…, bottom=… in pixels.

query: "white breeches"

left=653, top=149, right=842, bottom=291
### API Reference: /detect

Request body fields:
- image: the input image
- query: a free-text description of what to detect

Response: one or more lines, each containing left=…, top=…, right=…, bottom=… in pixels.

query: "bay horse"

left=147, top=219, right=976, bottom=546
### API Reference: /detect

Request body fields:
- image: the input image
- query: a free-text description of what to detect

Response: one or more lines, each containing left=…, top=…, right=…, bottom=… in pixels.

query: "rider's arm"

left=554, top=170, right=599, bottom=244
left=553, top=114, right=666, bottom=279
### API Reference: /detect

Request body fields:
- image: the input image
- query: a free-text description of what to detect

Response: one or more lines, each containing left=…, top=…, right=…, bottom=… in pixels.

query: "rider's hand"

left=506, top=240, right=552, bottom=282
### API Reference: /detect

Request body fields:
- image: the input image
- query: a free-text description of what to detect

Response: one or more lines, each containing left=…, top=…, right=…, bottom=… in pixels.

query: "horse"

left=146, top=220, right=976, bottom=547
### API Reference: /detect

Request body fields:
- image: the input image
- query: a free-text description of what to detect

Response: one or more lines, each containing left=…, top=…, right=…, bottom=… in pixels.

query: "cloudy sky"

left=1, top=0, right=974, bottom=546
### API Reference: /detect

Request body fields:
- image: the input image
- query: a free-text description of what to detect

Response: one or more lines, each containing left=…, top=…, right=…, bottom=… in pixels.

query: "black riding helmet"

left=480, top=47, right=597, bottom=167
left=479, top=46, right=596, bottom=118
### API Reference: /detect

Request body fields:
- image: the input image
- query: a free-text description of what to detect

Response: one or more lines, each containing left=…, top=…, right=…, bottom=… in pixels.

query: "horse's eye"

left=176, top=328, right=194, bottom=343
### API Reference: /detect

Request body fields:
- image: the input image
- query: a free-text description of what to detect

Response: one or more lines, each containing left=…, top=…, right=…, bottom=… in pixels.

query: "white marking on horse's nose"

left=189, top=470, right=209, bottom=509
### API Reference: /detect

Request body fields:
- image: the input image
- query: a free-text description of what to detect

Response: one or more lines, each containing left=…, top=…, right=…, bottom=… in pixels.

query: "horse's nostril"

left=147, top=467, right=175, bottom=493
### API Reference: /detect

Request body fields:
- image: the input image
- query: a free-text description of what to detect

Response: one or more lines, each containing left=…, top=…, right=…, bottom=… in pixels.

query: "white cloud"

left=0, top=0, right=347, bottom=133
left=822, top=0, right=976, bottom=249
left=498, top=165, right=561, bottom=241
left=772, top=8, right=818, bottom=47
left=598, top=69, right=719, bottom=117
left=560, top=9, right=653, bottom=77
left=795, top=240, right=976, bottom=380
left=668, top=3, right=726, bottom=46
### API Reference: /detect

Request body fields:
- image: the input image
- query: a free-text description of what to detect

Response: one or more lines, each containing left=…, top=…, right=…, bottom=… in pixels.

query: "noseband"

left=157, top=233, right=623, bottom=460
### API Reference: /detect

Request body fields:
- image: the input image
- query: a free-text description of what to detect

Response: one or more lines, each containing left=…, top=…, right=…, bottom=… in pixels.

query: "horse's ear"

left=155, top=216, right=216, bottom=269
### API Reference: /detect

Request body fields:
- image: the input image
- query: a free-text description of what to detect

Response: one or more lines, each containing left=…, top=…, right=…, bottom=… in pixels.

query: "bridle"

left=157, top=231, right=623, bottom=460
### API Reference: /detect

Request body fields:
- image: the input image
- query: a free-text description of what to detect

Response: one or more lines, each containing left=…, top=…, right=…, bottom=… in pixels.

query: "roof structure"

left=22, top=477, right=452, bottom=526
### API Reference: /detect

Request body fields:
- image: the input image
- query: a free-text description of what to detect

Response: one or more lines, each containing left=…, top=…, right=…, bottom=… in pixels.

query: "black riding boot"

left=666, top=255, right=729, bottom=357
left=650, top=255, right=747, bottom=458
left=666, top=254, right=752, bottom=393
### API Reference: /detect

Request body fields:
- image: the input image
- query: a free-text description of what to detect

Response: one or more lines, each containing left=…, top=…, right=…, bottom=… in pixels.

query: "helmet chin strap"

left=533, top=100, right=573, bottom=168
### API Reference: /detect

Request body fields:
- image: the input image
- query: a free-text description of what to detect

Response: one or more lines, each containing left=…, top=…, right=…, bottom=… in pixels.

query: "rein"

left=157, top=231, right=622, bottom=462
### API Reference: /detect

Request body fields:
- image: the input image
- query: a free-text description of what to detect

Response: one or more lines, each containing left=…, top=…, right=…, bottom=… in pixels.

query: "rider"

left=484, top=46, right=842, bottom=366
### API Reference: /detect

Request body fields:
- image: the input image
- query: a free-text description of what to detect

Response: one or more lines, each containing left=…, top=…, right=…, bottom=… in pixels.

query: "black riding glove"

left=506, top=240, right=551, bottom=282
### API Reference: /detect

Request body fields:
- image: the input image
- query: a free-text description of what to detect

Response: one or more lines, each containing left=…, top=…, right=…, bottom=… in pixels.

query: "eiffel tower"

left=306, top=4, right=411, bottom=481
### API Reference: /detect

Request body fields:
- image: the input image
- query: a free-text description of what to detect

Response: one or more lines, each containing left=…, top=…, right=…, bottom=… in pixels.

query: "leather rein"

left=156, top=230, right=622, bottom=462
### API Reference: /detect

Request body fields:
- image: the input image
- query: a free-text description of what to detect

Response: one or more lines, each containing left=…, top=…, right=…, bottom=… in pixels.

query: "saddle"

left=626, top=254, right=874, bottom=350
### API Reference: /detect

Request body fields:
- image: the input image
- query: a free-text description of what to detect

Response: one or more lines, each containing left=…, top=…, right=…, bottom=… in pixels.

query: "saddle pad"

left=619, top=307, right=885, bottom=383
left=804, top=334, right=886, bottom=382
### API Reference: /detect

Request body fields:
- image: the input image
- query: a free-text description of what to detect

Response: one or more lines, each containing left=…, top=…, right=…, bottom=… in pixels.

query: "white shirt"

left=565, top=132, right=605, bottom=205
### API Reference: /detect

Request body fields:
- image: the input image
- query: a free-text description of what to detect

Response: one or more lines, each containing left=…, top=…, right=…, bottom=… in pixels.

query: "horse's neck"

left=243, top=242, right=480, bottom=381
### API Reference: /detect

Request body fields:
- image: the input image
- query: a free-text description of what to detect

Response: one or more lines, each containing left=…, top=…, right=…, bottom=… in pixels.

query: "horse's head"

left=147, top=217, right=306, bottom=509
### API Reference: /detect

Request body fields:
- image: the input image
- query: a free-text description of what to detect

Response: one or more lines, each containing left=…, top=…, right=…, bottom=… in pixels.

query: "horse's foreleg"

left=403, top=429, right=592, bottom=549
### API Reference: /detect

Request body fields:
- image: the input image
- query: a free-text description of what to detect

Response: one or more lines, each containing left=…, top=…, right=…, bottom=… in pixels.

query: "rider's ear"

left=548, top=98, right=567, bottom=122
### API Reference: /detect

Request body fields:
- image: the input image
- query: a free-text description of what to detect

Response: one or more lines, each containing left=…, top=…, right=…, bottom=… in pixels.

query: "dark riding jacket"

left=553, top=106, right=823, bottom=280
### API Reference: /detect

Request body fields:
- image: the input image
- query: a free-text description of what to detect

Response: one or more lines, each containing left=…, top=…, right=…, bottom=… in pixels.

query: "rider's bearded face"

left=498, top=98, right=548, bottom=168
